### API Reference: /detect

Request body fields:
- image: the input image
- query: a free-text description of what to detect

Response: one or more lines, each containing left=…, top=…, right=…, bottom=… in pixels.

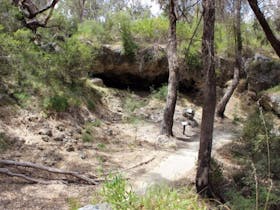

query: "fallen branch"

left=104, top=157, right=155, bottom=176
left=0, top=168, right=55, bottom=184
left=0, top=160, right=98, bottom=185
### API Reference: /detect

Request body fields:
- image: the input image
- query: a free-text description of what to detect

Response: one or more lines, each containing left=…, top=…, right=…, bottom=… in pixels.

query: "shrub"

left=0, top=133, right=10, bottom=153
left=227, top=109, right=280, bottom=209
left=242, top=110, right=280, bottom=178
left=57, top=35, right=93, bottom=84
left=90, top=119, right=102, bottom=127
left=43, top=95, right=69, bottom=112
left=123, top=96, right=146, bottom=113
left=97, top=175, right=207, bottom=210
left=101, top=175, right=138, bottom=209
left=67, top=197, right=80, bottom=210
left=118, top=13, right=138, bottom=59
left=150, top=84, right=168, bottom=101
left=82, top=132, right=93, bottom=143
left=13, top=92, right=30, bottom=104
left=141, top=186, right=207, bottom=210
left=131, top=17, right=169, bottom=42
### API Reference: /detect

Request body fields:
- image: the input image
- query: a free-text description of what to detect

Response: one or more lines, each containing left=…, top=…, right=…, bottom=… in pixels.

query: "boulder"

left=247, top=60, right=280, bottom=93
left=90, top=78, right=104, bottom=87
left=53, top=133, right=65, bottom=141
left=259, top=91, right=280, bottom=116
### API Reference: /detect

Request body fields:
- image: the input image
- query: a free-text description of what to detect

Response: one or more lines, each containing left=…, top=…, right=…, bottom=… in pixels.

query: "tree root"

left=0, top=160, right=99, bottom=185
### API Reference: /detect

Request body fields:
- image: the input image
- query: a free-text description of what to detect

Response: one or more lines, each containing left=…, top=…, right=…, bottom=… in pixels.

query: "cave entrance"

left=90, top=72, right=169, bottom=91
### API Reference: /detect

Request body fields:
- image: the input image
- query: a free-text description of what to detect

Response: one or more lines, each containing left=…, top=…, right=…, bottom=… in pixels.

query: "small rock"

left=90, top=78, right=104, bottom=87
left=42, top=136, right=50, bottom=142
left=27, top=115, right=38, bottom=122
left=68, top=130, right=74, bottom=136
left=156, top=135, right=177, bottom=149
left=247, top=91, right=257, bottom=100
left=78, top=203, right=112, bottom=210
left=38, top=128, right=53, bottom=137
left=56, top=124, right=65, bottom=132
left=53, top=134, right=65, bottom=141
left=76, top=128, right=82, bottom=134
left=80, top=151, right=87, bottom=159
left=66, top=144, right=75, bottom=152
left=106, top=129, right=113, bottom=136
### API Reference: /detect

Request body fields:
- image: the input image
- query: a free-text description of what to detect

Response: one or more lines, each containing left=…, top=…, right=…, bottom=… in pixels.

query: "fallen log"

left=0, top=168, right=56, bottom=184
left=0, top=160, right=98, bottom=185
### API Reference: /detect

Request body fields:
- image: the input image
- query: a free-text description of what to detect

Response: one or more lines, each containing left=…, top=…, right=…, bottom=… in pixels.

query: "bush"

left=97, top=175, right=207, bottom=210
left=57, top=35, right=93, bottom=85
left=118, top=12, right=138, bottom=59
left=101, top=175, right=137, bottom=209
left=82, top=132, right=93, bottom=143
left=0, top=133, right=10, bottom=153
left=140, top=185, right=205, bottom=210
left=131, top=17, right=168, bottom=42
left=227, top=109, right=280, bottom=209
left=123, top=96, right=146, bottom=113
left=150, top=84, right=168, bottom=101
left=185, top=50, right=202, bottom=71
left=43, top=95, right=69, bottom=112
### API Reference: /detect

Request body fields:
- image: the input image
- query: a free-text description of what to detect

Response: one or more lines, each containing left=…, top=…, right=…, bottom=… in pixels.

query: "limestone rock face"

left=247, top=60, right=280, bottom=93
left=260, top=91, right=280, bottom=116
left=91, top=45, right=206, bottom=90
left=91, top=45, right=238, bottom=90
left=91, top=45, right=169, bottom=89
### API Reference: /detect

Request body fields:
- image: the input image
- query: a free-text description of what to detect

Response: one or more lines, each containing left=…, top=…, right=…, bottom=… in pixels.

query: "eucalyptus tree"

left=216, top=0, right=242, bottom=118
left=196, top=0, right=216, bottom=196
left=160, top=0, right=179, bottom=136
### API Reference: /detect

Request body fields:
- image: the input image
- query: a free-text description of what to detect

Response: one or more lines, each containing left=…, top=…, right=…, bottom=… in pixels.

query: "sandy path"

left=132, top=120, right=240, bottom=194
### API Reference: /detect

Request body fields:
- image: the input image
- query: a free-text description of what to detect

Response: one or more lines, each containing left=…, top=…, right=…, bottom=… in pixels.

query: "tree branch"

left=22, top=0, right=60, bottom=19
left=248, top=0, right=280, bottom=57
left=0, top=168, right=56, bottom=184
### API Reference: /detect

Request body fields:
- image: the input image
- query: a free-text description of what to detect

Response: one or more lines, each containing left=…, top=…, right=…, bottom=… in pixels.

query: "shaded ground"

left=0, top=85, right=245, bottom=209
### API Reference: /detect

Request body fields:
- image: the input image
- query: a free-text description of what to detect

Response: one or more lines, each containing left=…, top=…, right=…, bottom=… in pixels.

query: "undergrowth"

left=227, top=108, right=280, bottom=209
left=0, top=132, right=10, bottom=153
left=94, top=175, right=208, bottom=210
left=150, top=84, right=168, bottom=101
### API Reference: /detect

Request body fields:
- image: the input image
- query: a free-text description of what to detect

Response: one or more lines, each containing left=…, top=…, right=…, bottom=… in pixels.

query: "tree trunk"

left=216, top=0, right=242, bottom=118
left=196, top=0, right=216, bottom=196
left=248, top=0, right=280, bottom=57
left=160, top=0, right=179, bottom=137
left=79, top=0, right=86, bottom=22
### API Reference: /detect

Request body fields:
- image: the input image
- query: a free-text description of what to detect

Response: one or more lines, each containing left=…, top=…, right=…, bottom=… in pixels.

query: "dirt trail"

left=131, top=119, right=240, bottom=194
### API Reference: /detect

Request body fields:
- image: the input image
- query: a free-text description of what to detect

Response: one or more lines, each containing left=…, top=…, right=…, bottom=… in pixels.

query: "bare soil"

left=0, top=86, right=244, bottom=210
